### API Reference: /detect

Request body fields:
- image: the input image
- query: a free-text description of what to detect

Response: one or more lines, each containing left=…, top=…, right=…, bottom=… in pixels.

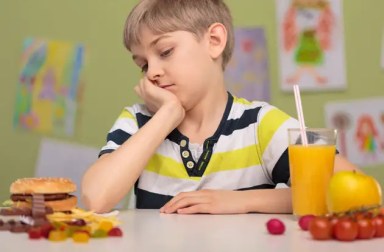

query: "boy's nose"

left=146, top=63, right=164, bottom=81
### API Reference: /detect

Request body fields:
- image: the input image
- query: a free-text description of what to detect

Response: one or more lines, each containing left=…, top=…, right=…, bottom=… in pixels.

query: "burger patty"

left=11, top=193, right=71, bottom=201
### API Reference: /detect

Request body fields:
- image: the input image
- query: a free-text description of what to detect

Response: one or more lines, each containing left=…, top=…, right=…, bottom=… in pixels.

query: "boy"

left=82, top=0, right=357, bottom=214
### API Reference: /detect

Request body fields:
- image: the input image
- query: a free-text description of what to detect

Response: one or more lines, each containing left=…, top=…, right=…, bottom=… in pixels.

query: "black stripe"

left=98, top=149, right=114, bottom=157
left=272, top=149, right=290, bottom=184
left=136, top=188, right=173, bottom=209
left=136, top=112, right=151, bottom=127
left=237, top=184, right=275, bottom=190
left=221, top=107, right=261, bottom=136
left=107, top=129, right=131, bottom=145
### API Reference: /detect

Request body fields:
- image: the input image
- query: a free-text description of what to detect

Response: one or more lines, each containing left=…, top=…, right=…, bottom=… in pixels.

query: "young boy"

left=81, top=0, right=357, bottom=214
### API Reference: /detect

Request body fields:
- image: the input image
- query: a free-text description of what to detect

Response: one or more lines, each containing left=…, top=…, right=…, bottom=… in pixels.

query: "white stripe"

left=138, top=165, right=271, bottom=196
left=262, top=117, right=300, bottom=178
left=215, top=124, right=257, bottom=152
left=101, top=141, right=119, bottom=152
left=109, top=117, right=138, bottom=134
left=228, top=101, right=266, bottom=120
left=156, top=139, right=181, bottom=160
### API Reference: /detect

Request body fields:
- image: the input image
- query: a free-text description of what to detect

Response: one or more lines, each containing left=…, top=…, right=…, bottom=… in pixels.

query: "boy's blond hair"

left=123, top=0, right=234, bottom=70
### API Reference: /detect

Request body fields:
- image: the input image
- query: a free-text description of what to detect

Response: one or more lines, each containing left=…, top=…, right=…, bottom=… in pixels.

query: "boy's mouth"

left=159, top=84, right=174, bottom=89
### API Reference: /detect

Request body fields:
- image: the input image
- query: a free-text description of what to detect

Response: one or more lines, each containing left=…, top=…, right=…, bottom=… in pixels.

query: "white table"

left=1, top=209, right=383, bottom=252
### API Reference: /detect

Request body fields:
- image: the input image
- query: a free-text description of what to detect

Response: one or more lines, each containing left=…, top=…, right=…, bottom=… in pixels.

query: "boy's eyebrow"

left=149, top=34, right=172, bottom=48
left=132, top=35, right=172, bottom=61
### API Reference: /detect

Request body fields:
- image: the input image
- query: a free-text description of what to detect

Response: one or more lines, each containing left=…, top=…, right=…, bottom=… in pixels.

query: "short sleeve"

left=99, top=106, right=140, bottom=157
left=256, top=104, right=300, bottom=185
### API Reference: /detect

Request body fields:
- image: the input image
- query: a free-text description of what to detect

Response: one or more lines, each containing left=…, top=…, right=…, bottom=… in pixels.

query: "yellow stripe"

left=233, top=96, right=252, bottom=105
left=204, top=145, right=261, bottom=175
left=118, top=109, right=135, bottom=120
left=145, top=154, right=200, bottom=181
left=258, top=108, right=290, bottom=154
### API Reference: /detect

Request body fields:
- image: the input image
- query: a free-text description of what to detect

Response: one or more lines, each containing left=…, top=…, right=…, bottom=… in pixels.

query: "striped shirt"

left=100, top=93, right=300, bottom=209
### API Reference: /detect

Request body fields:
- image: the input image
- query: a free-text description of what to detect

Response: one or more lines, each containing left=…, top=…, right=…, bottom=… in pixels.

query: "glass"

left=288, top=128, right=337, bottom=216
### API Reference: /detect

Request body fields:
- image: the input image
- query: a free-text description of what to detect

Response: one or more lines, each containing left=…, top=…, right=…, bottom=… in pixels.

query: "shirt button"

left=186, top=161, right=194, bottom=169
left=180, top=139, right=187, bottom=147
left=182, top=150, right=190, bottom=158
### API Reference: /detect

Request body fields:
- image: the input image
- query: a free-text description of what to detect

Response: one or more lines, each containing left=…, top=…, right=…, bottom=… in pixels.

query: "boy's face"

left=130, top=26, right=216, bottom=109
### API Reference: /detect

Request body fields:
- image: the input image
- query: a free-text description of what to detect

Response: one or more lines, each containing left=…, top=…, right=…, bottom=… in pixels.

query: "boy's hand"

left=159, top=190, right=249, bottom=214
left=134, top=77, right=183, bottom=116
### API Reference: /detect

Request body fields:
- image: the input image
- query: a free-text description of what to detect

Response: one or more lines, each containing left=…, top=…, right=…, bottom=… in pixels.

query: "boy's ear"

left=207, top=23, right=227, bottom=60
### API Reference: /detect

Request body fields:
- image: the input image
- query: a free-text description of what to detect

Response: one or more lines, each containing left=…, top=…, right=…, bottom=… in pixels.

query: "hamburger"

left=10, top=177, right=77, bottom=212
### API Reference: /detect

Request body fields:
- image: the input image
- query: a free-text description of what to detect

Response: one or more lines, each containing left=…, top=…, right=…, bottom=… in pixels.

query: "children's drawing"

left=276, top=0, right=346, bottom=91
left=224, top=27, right=270, bottom=101
left=14, top=38, right=85, bottom=136
left=325, top=98, right=384, bottom=167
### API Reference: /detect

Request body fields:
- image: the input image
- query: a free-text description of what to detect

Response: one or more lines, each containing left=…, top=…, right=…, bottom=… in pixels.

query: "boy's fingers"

left=177, top=204, right=211, bottom=214
left=162, top=196, right=208, bottom=214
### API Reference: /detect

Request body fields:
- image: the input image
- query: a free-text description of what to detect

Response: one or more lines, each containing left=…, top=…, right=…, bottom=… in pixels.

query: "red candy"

left=266, top=219, right=285, bottom=235
left=28, top=227, right=42, bottom=239
left=108, top=227, right=123, bottom=237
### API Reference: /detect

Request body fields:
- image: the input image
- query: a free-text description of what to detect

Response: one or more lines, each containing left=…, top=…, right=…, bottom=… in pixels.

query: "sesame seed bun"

left=10, top=177, right=76, bottom=194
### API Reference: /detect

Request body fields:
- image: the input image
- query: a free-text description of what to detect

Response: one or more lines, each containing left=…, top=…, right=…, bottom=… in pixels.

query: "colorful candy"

left=72, top=231, right=90, bottom=243
left=48, top=230, right=67, bottom=242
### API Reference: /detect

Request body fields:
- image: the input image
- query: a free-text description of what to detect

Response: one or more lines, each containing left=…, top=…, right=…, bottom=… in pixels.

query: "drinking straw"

left=293, top=85, right=308, bottom=146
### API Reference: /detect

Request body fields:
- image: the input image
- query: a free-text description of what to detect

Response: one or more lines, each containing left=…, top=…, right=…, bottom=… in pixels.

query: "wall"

left=1, top=0, right=383, bottom=203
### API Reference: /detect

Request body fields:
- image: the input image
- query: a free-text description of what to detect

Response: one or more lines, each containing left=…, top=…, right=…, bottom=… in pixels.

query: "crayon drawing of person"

left=355, top=115, right=381, bottom=162
left=283, top=0, right=334, bottom=85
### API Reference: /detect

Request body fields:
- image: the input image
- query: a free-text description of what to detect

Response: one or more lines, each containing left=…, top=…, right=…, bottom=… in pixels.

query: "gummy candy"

left=98, top=221, right=113, bottom=232
left=92, top=229, right=107, bottom=238
left=28, top=227, right=42, bottom=239
left=108, top=227, right=123, bottom=237
left=40, top=223, right=54, bottom=239
left=72, top=231, right=90, bottom=243
left=48, top=230, right=67, bottom=241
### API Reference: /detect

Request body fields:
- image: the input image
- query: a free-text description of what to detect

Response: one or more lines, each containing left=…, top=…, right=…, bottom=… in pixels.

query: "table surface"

left=1, top=209, right=383, bottom=252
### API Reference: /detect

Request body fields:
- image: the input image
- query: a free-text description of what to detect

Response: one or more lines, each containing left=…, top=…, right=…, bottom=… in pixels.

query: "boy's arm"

left=334, top=154, right=360, bottom=173
left=82, top=77, right=184, bottom=213
left=82, top=102, right=184, bottom=213
left=160, top=188, right=292, bottom=214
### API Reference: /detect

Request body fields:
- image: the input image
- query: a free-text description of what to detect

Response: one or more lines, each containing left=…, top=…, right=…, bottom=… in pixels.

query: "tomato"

left=334, top=219, right=358, bottom=241
left=356, top=218, right=375, bottom=239
left=308, top=217, right=332, bottom=240
left=371, top=216, right=384, bottom=237
left=298, top=215, right=315, bottom=231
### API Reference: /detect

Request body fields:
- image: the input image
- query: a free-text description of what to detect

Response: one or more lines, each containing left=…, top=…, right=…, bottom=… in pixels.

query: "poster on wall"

left=325, top=97, right=384, bottom=167
left=224, top=27, right=270, bottom=101
left=276, top=0, right=347, bottom=92
left=13, top=38, right=85, bottom=136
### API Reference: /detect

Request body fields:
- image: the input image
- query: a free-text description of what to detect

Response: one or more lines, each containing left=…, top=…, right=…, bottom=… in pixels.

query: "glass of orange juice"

left=288, top=128, right=337, bottom=216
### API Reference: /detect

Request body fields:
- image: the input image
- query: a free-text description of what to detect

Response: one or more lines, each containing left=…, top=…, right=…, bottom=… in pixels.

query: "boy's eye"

left=160, top=48, right=173, bottom=57
left=141, top=64, right=148, bottom=73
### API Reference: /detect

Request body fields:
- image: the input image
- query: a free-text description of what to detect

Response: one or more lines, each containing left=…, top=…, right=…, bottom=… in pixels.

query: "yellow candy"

left=48, top=230, right=67, bottom=242
left=98, top=221, right=113, bottom=232
left=72, top=231, right=90, bottom=243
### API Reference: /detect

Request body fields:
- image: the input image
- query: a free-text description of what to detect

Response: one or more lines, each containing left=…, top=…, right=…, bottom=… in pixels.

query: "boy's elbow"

left=81, top=192, right=112, bottom=213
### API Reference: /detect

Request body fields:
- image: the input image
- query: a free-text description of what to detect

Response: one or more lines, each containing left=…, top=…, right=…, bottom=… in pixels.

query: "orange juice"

left=288, top=144, right=336, bottom=216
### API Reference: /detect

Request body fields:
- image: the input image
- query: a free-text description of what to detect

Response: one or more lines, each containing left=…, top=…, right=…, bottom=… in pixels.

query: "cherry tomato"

left=298, top=215, right=315, bottom=231
left=371, top=216, right=384, bottom=237
left=334, top=219, right=358, bottom=241
left=328, top=216, right=339, bottom=238
left=356, top=218, right=375, bottom=239
left=308, top=217, right=332, bottom=240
